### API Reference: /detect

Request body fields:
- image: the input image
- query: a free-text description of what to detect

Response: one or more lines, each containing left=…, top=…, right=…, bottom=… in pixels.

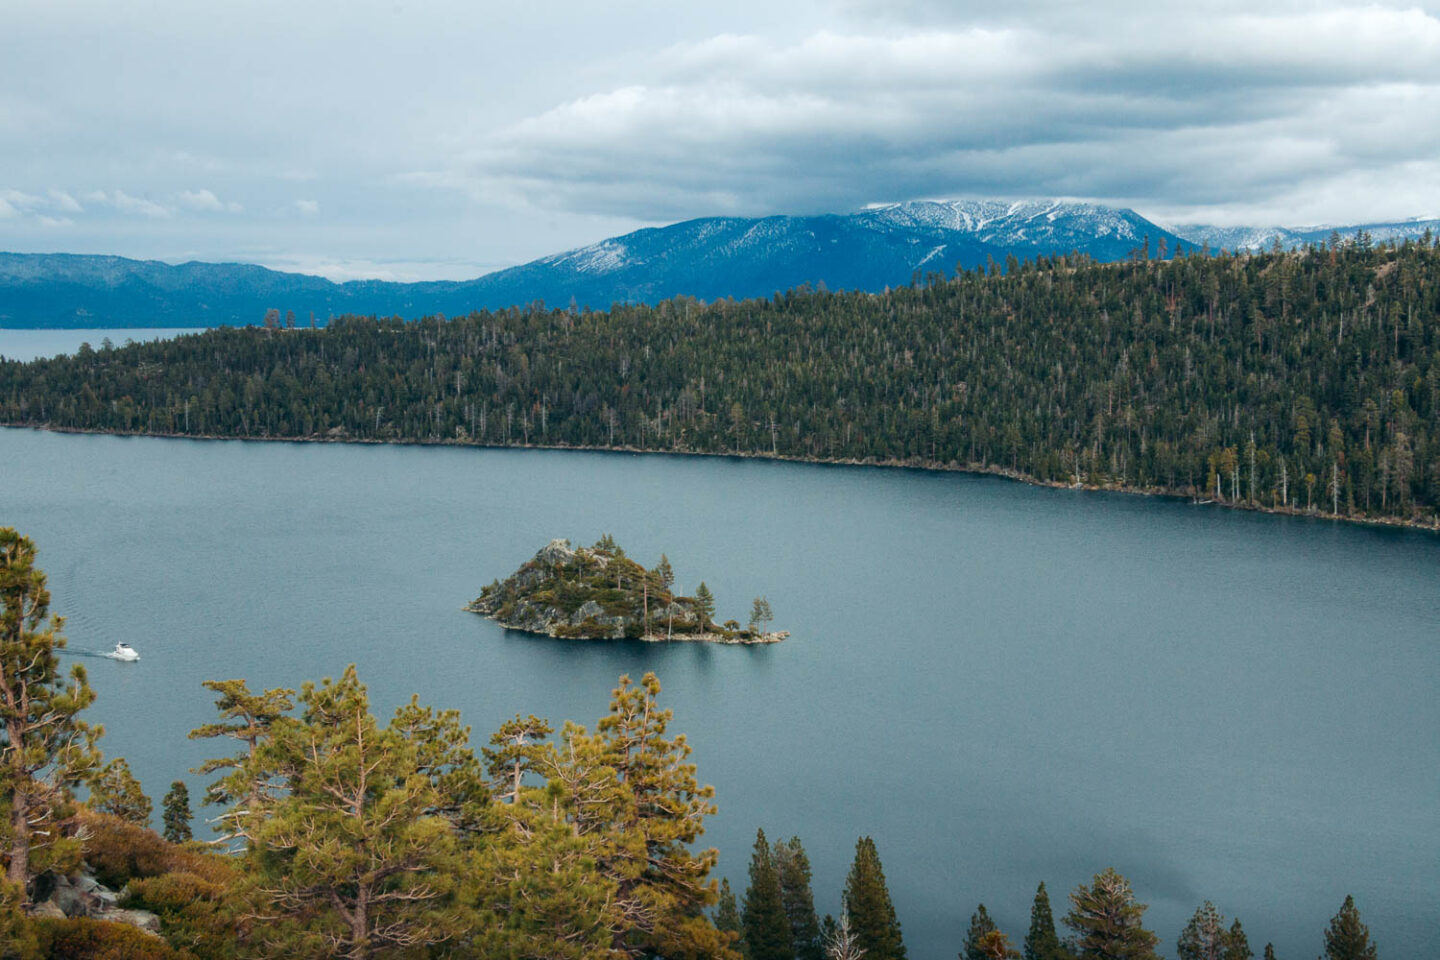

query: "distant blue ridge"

left=2, top=199, right=1433, bottom=328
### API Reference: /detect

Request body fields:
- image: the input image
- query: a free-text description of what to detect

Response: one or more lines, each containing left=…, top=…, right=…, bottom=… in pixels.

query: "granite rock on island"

left=466, top=537, right=787, bottom=644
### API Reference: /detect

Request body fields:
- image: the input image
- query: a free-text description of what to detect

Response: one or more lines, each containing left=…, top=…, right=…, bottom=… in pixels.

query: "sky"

left=3, top=0, right=1439, bottom=280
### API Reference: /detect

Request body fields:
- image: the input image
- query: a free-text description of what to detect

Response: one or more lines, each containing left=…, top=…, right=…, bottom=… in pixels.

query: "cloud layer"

left=2, top=0, right=1436, bottom=277
left=464, top=3, right=1440, bottom=227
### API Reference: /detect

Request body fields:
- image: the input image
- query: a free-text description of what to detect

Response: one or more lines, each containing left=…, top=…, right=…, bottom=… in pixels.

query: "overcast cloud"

left=2, top=0, right=1437, bottom=279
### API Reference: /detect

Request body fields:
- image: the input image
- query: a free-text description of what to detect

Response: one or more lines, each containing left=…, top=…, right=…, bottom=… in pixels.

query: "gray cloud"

left=1, top=0, right=1435, bottom=278
left=461, top=3, right=1440, bottom=227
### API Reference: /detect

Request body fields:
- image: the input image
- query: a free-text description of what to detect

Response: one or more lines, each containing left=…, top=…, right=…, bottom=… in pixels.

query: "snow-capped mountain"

left=1169, top=217, right=1440, bottom=252
left=0, top=200, right=1285, bottom=328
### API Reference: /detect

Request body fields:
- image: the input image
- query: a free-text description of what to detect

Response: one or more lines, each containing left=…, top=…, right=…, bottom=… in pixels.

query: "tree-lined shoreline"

left=4, top=238, right=1438, bottom=532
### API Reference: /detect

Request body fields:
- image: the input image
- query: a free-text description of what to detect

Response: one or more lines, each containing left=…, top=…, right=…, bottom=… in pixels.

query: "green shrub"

left=32, top=916, right=186, bottom=959
left=80, top=811, right=235, bottom=890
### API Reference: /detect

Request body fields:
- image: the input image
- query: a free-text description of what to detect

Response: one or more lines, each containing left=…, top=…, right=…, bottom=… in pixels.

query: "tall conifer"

left=1322, top=896, right=1377, bottom=960
left=743, top=829, right=793, bottom=960
left=0, top=529, right=101, bottom=903
left=776, top=836, right=824, bottom=960
left=716, top=877, right=744, bottom=955
left=964, top=904, right=999, bottom=960
left=1224, top=919, right=1253, bottom=960
left=1063, top=868, right=1160, bottom=960
left=161, top=780, right=193, bottom=843
left=843, top=836, right=906, bottom=960
left=1024, top=882, right=1069, bottom=960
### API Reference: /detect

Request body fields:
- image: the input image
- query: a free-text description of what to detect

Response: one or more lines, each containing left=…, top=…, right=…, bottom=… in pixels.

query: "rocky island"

left=466, top=536, right=787, bottom=644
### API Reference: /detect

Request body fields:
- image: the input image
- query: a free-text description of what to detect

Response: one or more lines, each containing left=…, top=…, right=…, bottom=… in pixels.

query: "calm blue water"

left=0, top=328, right=204, bottom=362
left=1, top=427, right=1436, bottom=959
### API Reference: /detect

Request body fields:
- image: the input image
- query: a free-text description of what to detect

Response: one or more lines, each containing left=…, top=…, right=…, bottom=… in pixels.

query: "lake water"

left=0, top=327, right=204, bottom=362
left=0, top=427, right=1436, bottom=959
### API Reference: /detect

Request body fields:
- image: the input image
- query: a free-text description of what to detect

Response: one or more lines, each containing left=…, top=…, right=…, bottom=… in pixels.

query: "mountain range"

left=2, top=200, right=1435, bottom=328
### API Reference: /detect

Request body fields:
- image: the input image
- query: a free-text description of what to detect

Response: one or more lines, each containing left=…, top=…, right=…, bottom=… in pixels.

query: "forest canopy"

left=3, top=235, right=1439, bottom=526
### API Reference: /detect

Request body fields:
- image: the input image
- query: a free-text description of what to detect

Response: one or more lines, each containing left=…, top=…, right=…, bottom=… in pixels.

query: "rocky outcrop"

left=30, top=870, right=162, bottom=936
left=467, top=538, right=785, bottom=644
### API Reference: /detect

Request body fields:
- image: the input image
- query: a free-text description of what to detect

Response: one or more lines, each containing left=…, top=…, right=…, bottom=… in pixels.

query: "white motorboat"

left=111, top=642, right=140, bottom=662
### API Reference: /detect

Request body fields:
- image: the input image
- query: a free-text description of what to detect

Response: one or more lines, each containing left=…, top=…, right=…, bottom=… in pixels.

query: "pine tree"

left=655, top=554, right=675, bottom=592
left=964, top=904, right=999, bottom=960
left=716, top=877, right=744, bottom=954
left=1263, top=944, right=1276, bottom=960
left=776, top=836, right=824, bottom=960
left=1063, top=868, right=1160, bottom=960
left=1322, top=896, right=1377, bottom=960
left=749, top=596, right=774, bottom=634
left=694, top=582, right=717, bottom=629
left=824, top=911, right=866, bottom=960
left=188, top=677, right=294, bottom=843
left=976, top=930, right=1022, bottom=960
left=594, top=672, right=729, bottom=958
left=88, top=757, right=152, bottom=826
left=1024, top=882, right=1069, bottom=960
left=1224, top=919, right=1252, bottom=960
left=161, top=780, right=193, bottom=843
left=743, top=828, right=794, bottom=960
left=0, top=529, right=102, bottom=903
left=241, top=665, right=474, bottom=958
left=844, top=835, right=906, bottom=960
left=1177, top=901, right=1227, bottom=960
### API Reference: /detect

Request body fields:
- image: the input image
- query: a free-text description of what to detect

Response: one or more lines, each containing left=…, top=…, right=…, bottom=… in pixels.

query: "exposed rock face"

left=466, top=538, right=786, bottom=644
left=31, top=871, right=162, bottom=936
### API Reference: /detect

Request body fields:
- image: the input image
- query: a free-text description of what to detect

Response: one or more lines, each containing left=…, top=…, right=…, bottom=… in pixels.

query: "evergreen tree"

left=964, top=904, right=999, bottom=960
left=655, top=554, right=675, bottom=591
left=1177, top=901, right=1227, bottom=960
left=88, top=757, right=152, bottom=826
left=1024, top=882, right=1069, bottom=960
left=976, top=930, right=1022, bottom=960
left=749, top=596, right=775, bottom=634
left=1322, top=896, right=1377, bottom=960
left=776, top=836, right=824, bottom=960
left=694, top=582, right=717, bottom=629
left=188, top=677, right=294, bottom=843
left=1063, top=868, right=1160, bottom=960
left=1224, top=919, right=1252, bottom=960
left=1263, top=944, right=1276, bottom=960
left=594, top=672, right=730, bottom=958
left=716, top=877, right=744, bottom=953
left=161, top=780, right=193, bottom=843
left=843, top=835, right=906, bottom=960
left=239, top=665, right=475, bottom=958
left=824, top=910, right=866, bottom=960
left=743, top=828, right=794, bottom=960
left=0, top=529, right=102, bottom=903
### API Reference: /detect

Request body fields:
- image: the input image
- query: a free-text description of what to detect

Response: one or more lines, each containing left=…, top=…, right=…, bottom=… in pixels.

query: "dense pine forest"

left=0, top=529, right=1386, bottom=958
left=3, top=235, right=1440, bottom=525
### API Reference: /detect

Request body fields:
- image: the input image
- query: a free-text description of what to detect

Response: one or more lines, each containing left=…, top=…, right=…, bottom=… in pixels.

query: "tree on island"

left=0, top=528, right=103, bottom=904
left=162, top=780, right=193, bottom=843
left=750, top=596, right=775, bottom=634
left=694, top=582, right=716, bottom=630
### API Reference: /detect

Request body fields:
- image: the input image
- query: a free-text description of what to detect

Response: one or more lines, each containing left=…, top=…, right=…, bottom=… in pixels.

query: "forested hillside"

left=3, top=236, right=1439, bottom=525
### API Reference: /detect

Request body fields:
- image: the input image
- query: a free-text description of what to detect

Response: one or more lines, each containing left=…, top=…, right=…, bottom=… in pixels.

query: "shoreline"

left=464, top=605, right=788, bottom=646
left=7, top=421, right=1439, bottom=535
